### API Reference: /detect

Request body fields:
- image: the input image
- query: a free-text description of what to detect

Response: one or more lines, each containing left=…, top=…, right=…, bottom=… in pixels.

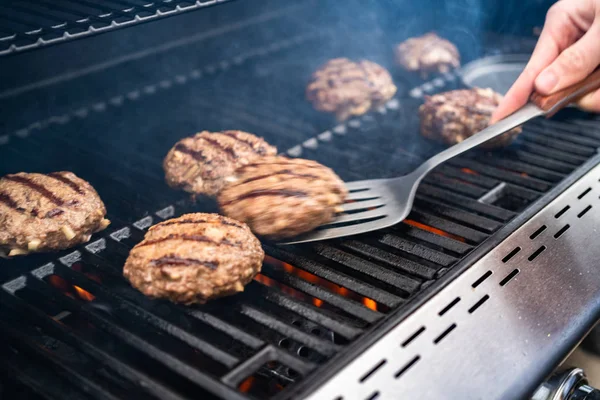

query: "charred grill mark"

left=45, top=208, right=64, bottom=218
left=233, top=169, right=319, bottom=187
left=201, top=137, right=237, bottom=160
left=175, top=143, right=208, bottom=162
left=222, top=189, right=308, bottom=206
left=219, top=131, right=268, bottom=155
left=155, top=218, right=245, bottom=230
left=137, top=234, right=235, bottom=248
left=149, top=255, right=218, bottom=270
left=4, top=175, right=64, bottom=205
left=0, top=192, right=22, bottom=212
left=240, top=160, right=320, bottom=171
left=47, top=172, right=85, bottom=194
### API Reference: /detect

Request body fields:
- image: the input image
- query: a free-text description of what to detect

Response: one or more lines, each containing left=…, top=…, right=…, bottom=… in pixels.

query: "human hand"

left=491, top=0, right=600, bottom=123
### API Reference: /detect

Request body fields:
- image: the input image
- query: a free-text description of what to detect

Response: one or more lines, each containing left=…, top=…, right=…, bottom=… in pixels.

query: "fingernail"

left=536, top=69, right=558, bottom=93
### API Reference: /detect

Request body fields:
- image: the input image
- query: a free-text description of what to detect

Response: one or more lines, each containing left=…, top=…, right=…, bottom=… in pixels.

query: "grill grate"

left=0, top=0, right=233, bottom=56
left=2, top=24, right=600, bottom=399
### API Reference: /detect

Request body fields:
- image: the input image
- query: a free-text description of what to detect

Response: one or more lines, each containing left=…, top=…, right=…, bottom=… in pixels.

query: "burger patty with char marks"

left=395, top=32, right=460, bottom=77
left=218, top=156, right=347, bottom=239
left=123, top=213, right=264, bottom=304
left=0, top=171, right=109, bottom=256
left=163, top=130, right=277, bottom=196
left=306, top=58, right=397, bottom=122
left=419, top=88, right=523, bottom=148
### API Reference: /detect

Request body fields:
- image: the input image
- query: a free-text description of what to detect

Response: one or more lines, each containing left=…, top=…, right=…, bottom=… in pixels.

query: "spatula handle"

left=530, top=67, right=600, bottom=117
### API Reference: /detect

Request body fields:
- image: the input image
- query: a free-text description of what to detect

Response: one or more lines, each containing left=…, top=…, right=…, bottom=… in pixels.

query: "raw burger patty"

left=306, top=58, right=397, bottom=121
left=123, top=213, right=264, bottom=304
left=0, top=172, right=109, bottom=256
left=218, top=156, right=347, bottom=239
left=163, top=130, right=277, bottom=196
left=395, top=32, right=460, bottom=76
left=419, top=88, right=523, bottom=148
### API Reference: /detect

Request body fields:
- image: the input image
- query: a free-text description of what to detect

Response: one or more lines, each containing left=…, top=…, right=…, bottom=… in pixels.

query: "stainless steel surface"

left=305, top=162, right=600, bottom=400
left=283, top=104, right=543, bottom=244
left=461, top=54, right=528, bottom=95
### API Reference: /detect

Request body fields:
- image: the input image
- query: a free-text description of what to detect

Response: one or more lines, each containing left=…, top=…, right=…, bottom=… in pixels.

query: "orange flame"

left=461, top=168, right=479, bottom=175
left=73, top=285, right=95, bottom=302
left=48, top=275, right=70, bottom=292
left=47, top=275, right=95, bottom=302
left=238, top=376, right=255, bottom=393
left=404, top=219, right=466, bottom=242
left=259, top=256, right=383, bottom=312
left=362, top=298, right=377, bottom=311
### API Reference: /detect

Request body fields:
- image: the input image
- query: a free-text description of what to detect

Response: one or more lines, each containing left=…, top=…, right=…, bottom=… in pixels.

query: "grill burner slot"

left=578, top=205, right=593, bottom=218
left=529, top=225, right=547, bottom=239
left=467, top=295, right=489, bottom=314
left=554, top=224, right=571, bottom=239
left=433, top=324, right=456, bottom=344
left=359, top=359, right=387, bottom=383
left=394, top=355, right=420, bottom=378
left=472, top=271, right=493, bottom=288
left=499, top=269, right=520, bottom=287
left=528, top=246, right=546, bottom=261
left=578, top=187, right=592, bottom=199
left=438, top=297, right=460, bottom=316
left=555, top=205, right=571, bottom=219
left=502, top=247, right=521, bottom=263
left=401, top=327, right=426, bottom=348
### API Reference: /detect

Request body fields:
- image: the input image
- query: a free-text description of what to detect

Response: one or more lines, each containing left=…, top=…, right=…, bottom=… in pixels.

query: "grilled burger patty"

left=306, top=58, right=397, bottom=122
left=395, top=32, right=460, bottom=76
left=0, top=172, right=109, bottom=256
left=218, top=156, right=347, bottom=239
left=163, top=130, right=277, bottom=196
left=123, top=213, right=264, bottom=304
left=419, top=88, right=523, bottom=148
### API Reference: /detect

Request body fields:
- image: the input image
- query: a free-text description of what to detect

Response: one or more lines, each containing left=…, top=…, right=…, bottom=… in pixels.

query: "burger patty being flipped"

left=0, top=172, right=109, bottom=256
left=218, top=156, right=348, bottom=239
left=395, top=32, right=460, bottom=77
left=419, top=88, right=523, bottom=148
left=306, top=58, right=397, bottom=121
left=123, top=213, right=264, bottom=304
left=163, top=130, right=277, bottom=196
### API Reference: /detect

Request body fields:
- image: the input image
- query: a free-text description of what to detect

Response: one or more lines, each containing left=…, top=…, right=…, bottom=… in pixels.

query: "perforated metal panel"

left=307, top=161, right=600, bottom=400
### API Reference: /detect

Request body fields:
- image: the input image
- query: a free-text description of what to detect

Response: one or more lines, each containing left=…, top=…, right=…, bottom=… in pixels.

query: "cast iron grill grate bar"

left=0, top=0, right=233, bottom=55
left=422, top=174, right=489, bottom=198
left=412, top=199, right=503, bottom=233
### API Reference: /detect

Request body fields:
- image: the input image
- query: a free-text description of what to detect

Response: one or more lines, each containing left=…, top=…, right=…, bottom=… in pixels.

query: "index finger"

left=490, top=2, right=582, bottom=123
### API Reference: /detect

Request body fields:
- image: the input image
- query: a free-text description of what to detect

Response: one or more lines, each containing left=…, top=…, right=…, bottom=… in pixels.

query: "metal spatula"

left=282, top=68, right=600, bottom=245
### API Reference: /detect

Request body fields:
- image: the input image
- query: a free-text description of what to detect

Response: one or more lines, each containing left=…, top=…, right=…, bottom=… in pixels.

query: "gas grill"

left=1, top=1, right=600, bottom=399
